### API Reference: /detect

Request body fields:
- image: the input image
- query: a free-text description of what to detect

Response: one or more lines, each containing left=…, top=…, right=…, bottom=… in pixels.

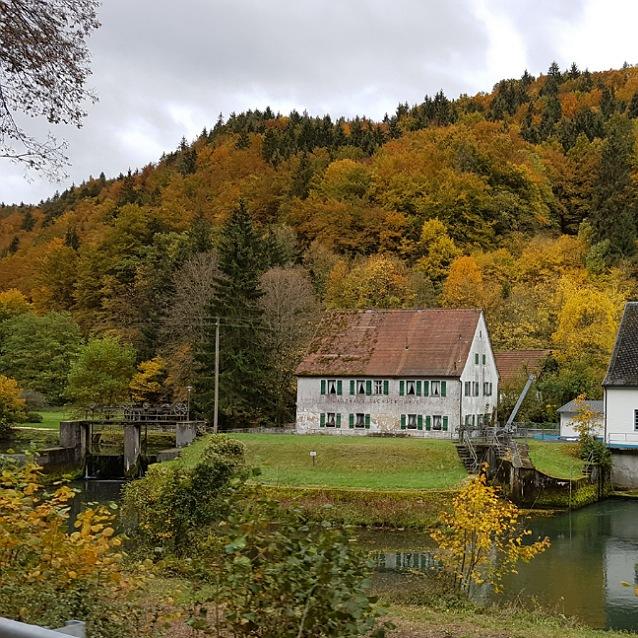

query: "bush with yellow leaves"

left=0, top=460, right=179, bottom=637
left=431, top=471, right=550, bottom=594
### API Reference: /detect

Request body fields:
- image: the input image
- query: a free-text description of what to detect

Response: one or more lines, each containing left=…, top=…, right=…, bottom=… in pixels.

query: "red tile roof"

left=494, top=350, right=550, bottom=385
left=296, top=309, right=481, bottom=378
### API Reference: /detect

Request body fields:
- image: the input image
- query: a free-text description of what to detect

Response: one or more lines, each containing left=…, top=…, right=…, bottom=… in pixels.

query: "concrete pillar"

left=59, top=421, right=89, bottom=465
left=123, top=423, right=141, bottom=478
left=176, top=422, right=197, bottom=448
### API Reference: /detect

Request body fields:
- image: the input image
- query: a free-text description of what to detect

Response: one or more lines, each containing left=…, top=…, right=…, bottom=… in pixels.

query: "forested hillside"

left=1, top=62, right=637, bottom=426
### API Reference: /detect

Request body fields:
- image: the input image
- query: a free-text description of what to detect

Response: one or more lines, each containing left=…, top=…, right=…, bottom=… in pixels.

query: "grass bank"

left=179, top=434, right=465, bottom=527
left=386, top=604, right=628, bottom=638
left=526, top=439, right=585, bottom=480
left=229, top=433, right=467, bottom=489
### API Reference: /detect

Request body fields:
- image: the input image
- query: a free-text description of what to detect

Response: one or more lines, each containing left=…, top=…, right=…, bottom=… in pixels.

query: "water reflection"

left=362, top=500, right=638, bottom=631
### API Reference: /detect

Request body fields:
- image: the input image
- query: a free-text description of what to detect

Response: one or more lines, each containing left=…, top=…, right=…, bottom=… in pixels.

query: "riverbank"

left=386, top=605, right=631, bottom=638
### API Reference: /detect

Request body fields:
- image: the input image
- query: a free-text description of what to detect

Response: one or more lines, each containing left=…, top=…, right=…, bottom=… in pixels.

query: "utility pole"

left=214, top=316, right=220, bottom=433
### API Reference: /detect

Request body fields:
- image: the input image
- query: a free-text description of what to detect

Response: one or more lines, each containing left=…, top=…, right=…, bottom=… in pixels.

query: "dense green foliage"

left=66, top=336, right=136, bottom=406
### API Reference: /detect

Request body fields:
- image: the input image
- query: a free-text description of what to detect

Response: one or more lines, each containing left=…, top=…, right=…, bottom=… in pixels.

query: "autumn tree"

left=0, top=288, right=31, bottom=321
left=66, top=336, right=136, bottom=406
left=0, top=0, right=100, bottom=173
left=130, top=356, right=168, bottom=404
left=0, top=374, right=26, bottom=436
left=431, top=473, right=550, bottom=594
left=415, top=218, right=460, bottom=287
left=440, top=255, right=484, bottom=308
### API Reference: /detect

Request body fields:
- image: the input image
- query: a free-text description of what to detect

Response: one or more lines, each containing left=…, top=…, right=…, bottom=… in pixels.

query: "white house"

left=295, top=309, right=499, bottom=437
left=604, top=302, right=638, bottom=446
left=557, top=399, right=604, bottom=439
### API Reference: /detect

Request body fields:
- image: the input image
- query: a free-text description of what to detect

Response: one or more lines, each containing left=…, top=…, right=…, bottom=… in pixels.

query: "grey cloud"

left=0, top=0, right=588, bottom=204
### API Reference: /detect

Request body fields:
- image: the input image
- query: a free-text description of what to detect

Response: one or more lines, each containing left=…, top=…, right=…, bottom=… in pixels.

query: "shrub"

left=122, top=435, right=249, bottom=552
left=188, top=497, right=390, bottom=638
left=25, top=411, right=43, bottom=423
left=0, top=374, right=27, bottom=437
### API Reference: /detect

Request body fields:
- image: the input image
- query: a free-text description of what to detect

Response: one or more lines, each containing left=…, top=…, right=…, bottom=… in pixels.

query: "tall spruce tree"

left=589, top=116, right=637, bottom=258
left=195, top=202, right=273, bottom=427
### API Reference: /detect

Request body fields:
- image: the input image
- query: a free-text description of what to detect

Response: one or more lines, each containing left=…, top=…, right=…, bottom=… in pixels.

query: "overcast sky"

left=2, top=0, right=638, bottom=204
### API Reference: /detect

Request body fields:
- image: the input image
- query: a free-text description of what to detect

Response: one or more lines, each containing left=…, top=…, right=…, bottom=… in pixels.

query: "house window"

left=374, top=379, right=384, bottom=395
left=482, top=354, right=486, bottom=365
left=327, top=379, right=337, bottom=395
left=483, top=382, right=492, bottom=396
left=477, top=414, right=483, bottom=426
left=473, top=382, right=480, bottom=397
left=326, top=412, right=337, bottom=427
left=407, top=414, right=418, bottom=429
left=464, top=381, right=471, bottom=396
left=355, top=413, right=366, bottom=428
left=634, top=409, right=638, bottom=431
left=474, top=353, right=479, bottom=365
left=464, top=414, right=473, bottom=426
left=432, top=415, right=442, bottom=431
left=431, top=380, right=441, bottom=397
left=406, top=380, right=416, bottom=396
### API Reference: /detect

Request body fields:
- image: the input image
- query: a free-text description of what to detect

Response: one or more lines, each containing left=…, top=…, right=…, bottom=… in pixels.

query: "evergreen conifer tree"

left=589, top=116, right=637, bottom=258
left=195, top=202, right=273, bottom=427
left=20, top=209, right=35, bottom=231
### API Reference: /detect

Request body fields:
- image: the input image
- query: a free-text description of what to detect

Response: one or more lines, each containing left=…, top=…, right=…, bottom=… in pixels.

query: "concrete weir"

left=610, top=447, right=638, bottom=489
left=4, top=420, right=201, bottom=479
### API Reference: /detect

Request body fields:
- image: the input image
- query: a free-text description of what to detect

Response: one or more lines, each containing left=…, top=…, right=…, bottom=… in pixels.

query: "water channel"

left=69, top=482, right=638, bottom=632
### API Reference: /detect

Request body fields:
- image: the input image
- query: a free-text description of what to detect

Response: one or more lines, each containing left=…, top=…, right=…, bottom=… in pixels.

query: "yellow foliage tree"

left=552, top=277, right=621, bottom=369
left=440, top=255, right=484, bottom=308
left=130, top=356, right=168, bottom=403
left=431, top=472, right=550, bottom=594
left=0, top=462, right=176, bottom=635
left=0, top=375, right=26, bottom=434
left=326, top=254, right=415, bottom=309
left=415, top=218, right=461, bottom=286
left=0, top=288, right=31, bottom=321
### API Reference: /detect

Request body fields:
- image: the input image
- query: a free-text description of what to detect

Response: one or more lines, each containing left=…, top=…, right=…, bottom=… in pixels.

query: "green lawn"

left=22, top=409, right=68, bottom=430
left=526, top=439, right=585, bottom=480
left=225, top=433, right=467, bottom=490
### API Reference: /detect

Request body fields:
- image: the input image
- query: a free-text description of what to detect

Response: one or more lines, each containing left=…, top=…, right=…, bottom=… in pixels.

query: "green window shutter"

left=475, top=353, right=479, bottom=364
left=400, top=414, right=406, bottom=430
left=366, top=379, right=372, bottom=395
left=442, top=416, right=448, bottom=431
left=399, top=380, right=405, bottom=396
left=441, top=381, right=447, bottom=397
left=336, top=413, right=341, bottom=427
left=417, top=415, right=423, bottom=430
left=365, top=414, right=370, bottom=429
left=349, top=413, right=354, bottom=429
left=423, top=380, right=429, bottom=397
left=320, top=413, right=325, bottom=427
left=416, top=380, right=422, bottom=396
left=425, top=416, right=431, bottom=431
left=337, top=380, right=343, bottom=395
left=383, top=379, right=389, bottom=395
left=320, top=379, right=326, bottom=395
left=350, top=380, right=355, bottom=395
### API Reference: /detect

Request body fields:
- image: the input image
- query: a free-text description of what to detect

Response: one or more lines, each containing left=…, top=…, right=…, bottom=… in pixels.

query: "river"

left=71, top=481, right=638, bottom=632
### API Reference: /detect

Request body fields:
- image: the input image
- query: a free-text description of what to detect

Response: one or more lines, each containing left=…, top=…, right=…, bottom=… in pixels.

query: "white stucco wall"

left=295, top=376, right=462, bottom=437
left=459, top=313, right=499, bottom=425
left=559, top=412, right=604, bottom=439
left=295, top=313, right=499, bottom=437
left=606, top=386, right=638, bottom=445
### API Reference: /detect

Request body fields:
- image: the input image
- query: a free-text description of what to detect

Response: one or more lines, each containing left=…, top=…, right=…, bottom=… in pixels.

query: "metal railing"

left=0, top=618, right=85, bottom=637
left=607, top=432, right=638, bottom=444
